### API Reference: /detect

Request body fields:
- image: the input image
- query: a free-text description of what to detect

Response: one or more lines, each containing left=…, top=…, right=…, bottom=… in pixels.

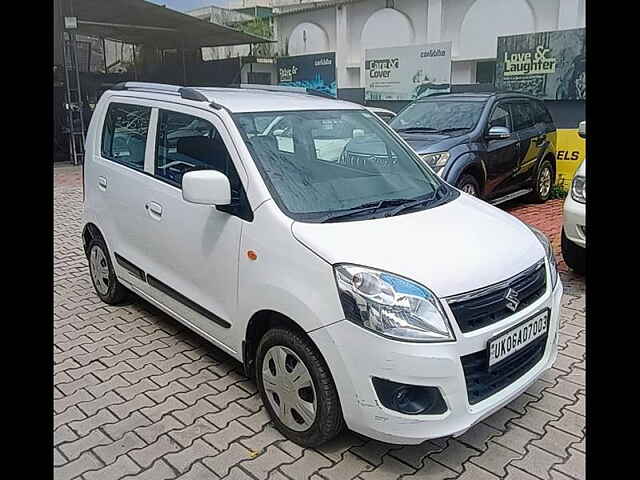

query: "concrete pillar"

left=558, top=0, right=580, bottom=30
left=427, top=0, right=443, bottom=43
left=335, top=3, right=349, bottom=90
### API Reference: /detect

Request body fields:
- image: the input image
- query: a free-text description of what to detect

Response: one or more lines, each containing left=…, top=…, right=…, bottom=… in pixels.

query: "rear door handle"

left=97, top=176, right=107, bottom=190
left=146, top=201, right=163, bottom=219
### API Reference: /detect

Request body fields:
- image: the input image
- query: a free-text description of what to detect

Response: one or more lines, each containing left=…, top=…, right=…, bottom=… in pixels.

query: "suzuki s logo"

left=505, top=288, right=520, bottom=312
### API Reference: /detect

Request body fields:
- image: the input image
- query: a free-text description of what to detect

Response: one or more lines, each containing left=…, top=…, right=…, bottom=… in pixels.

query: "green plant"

left=550, top=177, right=568, bottom=199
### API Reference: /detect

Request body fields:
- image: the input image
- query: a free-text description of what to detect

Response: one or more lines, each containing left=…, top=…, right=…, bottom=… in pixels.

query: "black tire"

left=256, top=327, right=344, bottom=447
left=87, top=237, right=128, bottom=305
left=456, top=174, right=481, bottom=197
left=527, top=160, right=554, bottom=203
left=561, top=228, right=585, bottom=275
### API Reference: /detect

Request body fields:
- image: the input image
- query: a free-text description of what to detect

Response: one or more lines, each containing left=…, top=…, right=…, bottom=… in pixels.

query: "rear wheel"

left=456, top=174, right=481, bottom=197
left=256, top=328, right=343, bottom=447
left=528, top=160, right=553, bottom=203
left=561, top=228, right=585, bottom=275
left=87, top=237, right=128, bottom=304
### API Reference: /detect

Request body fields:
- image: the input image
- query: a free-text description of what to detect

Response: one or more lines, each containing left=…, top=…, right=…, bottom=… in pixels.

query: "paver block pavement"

left=54, top=166, right=585, bottom=480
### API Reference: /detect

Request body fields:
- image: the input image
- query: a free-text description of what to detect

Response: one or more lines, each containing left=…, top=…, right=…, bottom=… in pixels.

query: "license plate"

left=488, top=310, right=549, bottom=368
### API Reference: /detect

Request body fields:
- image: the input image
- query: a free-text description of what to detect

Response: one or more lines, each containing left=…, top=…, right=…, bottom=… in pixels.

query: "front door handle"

left=146, top=201, right=163, bottom=219
left=97, top=176, right=107, bottom=191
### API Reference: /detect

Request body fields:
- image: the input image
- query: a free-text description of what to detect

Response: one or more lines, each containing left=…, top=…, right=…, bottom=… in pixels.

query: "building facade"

left=273, top=0, right=586, bottom=89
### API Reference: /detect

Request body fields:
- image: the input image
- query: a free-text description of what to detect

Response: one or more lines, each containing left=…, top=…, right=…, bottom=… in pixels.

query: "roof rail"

left=494, top=90, right=534, bottom=96
left=236, top=83, right=337, bottom=100
left=305, top=89, right=336, bottom=99
left=238, top=83, right=307, bottom=93
left=111, top=82, right=209, bottom=102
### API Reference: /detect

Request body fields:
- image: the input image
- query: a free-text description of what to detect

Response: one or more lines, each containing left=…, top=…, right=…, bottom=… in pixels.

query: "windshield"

left=390, top=100, right=485, bottom=133
left=234, top=110, right=456, bottom=222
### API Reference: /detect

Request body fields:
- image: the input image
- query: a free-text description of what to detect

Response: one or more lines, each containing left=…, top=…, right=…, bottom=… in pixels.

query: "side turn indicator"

left=247, top=250, right=258, bottom=261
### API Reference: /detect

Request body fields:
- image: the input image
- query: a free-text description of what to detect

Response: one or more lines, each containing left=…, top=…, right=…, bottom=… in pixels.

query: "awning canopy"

left=55, top=0, right=271, bottom=49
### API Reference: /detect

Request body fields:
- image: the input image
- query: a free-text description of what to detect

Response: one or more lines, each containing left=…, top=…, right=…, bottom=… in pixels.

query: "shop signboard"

left=364, top=42, right=452, bottom=101
left=555, top=129, right=585, bottom=187
left=277, top=53, right=337, bottom=97
left=496, top=28, right=586, bottom=100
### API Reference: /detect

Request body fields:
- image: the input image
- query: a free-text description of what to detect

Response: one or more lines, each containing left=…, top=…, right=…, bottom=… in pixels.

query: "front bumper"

left=310, top=275, right=563, bottom=445
left=563, top=194, right=586, bottom=248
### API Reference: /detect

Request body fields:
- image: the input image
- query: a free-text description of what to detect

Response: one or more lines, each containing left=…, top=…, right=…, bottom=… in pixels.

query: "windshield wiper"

left=436, top=127, right=471, bottom=134
left=395, top=127, right=440, bottom=133
left=384, top=185, right=449, bottom=218
left=318, top=198, right=413, bottom=223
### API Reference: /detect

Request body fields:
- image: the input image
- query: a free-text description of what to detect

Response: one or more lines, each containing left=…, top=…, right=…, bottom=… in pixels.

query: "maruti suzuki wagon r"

left=82, top=82, right=563, bottom=447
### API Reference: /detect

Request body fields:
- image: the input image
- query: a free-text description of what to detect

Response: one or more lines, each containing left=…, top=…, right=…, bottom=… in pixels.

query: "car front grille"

left=461, top=333, right=547, bottom=405
left=446, top=260, right=547, bottom=333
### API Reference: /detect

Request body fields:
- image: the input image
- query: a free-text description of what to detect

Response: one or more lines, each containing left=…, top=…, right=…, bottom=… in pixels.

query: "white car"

left=561, top=121, right=586, bottom=274
left=82, top=82, right=562, bottom=446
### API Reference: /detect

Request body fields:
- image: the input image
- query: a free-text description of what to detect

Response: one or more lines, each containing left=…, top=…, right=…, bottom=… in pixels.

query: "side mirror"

left=487, top=126, right=512, bottom=140
left=182, top=170, right=230, bottom=206
left=578, top=121, right=586, bottom=139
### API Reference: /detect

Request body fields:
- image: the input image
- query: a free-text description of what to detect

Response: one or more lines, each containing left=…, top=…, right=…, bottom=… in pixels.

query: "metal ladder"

left=62, top=31, right=86, bottom=165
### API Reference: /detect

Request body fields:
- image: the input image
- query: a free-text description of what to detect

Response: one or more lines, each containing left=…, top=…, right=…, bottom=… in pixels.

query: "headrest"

left=177, top=136, right=216, bottom=158
left=177, top=135, right=229, bottom=173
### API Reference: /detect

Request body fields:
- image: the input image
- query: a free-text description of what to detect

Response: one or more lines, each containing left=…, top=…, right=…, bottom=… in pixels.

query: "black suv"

left=390, top=92, right=557, bottom=204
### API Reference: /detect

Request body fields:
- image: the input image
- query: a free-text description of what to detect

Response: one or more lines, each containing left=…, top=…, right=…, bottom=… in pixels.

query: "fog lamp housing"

left=372, top=377, right=447, bottom=415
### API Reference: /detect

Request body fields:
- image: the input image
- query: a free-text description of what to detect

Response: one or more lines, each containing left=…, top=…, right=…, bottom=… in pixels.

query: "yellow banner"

left=554, top=129, right=585, bottom=187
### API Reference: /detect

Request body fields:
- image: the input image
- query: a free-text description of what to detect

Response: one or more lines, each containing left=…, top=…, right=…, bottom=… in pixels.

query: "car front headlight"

left=420, top=152, right=450, bottom=169
left=527, top=226, right=559, bottom=290
left=571, top=175, right=586, bottom=204
left=334, top=264, right=455, bottom=342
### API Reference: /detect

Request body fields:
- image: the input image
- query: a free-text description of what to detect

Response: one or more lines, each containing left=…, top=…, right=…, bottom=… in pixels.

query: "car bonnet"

left=291, top=194, right=545, bottom=298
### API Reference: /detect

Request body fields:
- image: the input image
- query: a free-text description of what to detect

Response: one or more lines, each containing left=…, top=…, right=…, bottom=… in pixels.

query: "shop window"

left=247, top=71, right=271, bottom=85
left=476, top=61, right=496, bottom=85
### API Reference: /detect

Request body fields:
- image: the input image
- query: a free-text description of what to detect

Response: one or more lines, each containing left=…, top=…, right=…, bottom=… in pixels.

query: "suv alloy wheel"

left=457, top=174, right=481, bottom=197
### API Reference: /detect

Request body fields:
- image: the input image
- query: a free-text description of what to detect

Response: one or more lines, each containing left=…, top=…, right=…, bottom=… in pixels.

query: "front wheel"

left=561, top=228, right=585, bottom=274
left=256, top=328, right=344, bottom=447
left=456, top=174, right=481, bottom=197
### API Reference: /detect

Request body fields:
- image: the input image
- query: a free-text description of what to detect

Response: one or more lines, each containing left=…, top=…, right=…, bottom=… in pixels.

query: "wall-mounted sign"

left=496, top=28, right=585, bottom=100
left=277, top=52, right=336, bottom=97
left=364, top=42, right=452, bottom=101
left=556, top=129, right=585, bottom=186
left=64, top=16, right=78, bottom=29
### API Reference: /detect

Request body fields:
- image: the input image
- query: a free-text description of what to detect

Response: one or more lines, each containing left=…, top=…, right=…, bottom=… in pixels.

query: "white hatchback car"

left=561, top=121, right=586, bottom=274
left=82, top=82, right=563, bottom=446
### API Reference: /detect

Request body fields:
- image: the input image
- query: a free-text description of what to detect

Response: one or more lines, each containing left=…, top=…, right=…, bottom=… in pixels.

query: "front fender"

left=233, top=201, right=345, bottom=353
left=444, top=153, right=487, bottom=186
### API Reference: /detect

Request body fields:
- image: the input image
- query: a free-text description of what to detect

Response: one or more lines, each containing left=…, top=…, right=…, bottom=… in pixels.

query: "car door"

left=483, top=101, right=520, bottom=198
left=509, top=101, right=544, bottom=189
left=139, top=104, right=248, bottom=351
left=93, top=98, right=159, bottom=290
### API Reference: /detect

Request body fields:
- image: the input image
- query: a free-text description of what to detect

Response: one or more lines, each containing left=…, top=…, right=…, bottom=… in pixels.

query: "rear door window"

left=531, top=101, right=554, bottom=125
left=101, top=102, right=151, bottom=172
left=510, top=102, right=535, bottom=131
